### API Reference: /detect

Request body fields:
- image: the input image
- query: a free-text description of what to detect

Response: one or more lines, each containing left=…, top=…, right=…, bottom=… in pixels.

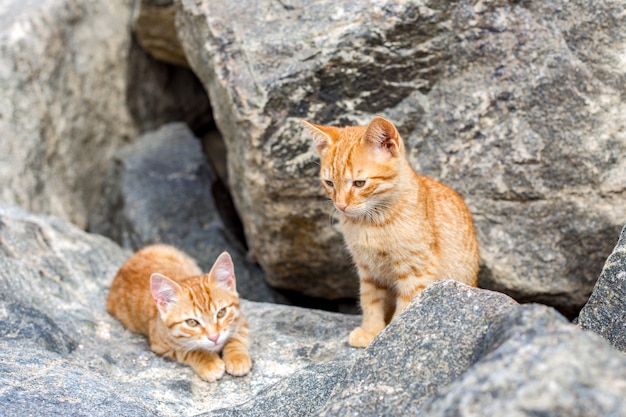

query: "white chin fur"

left=341, top=206, right=367, bottom=217
left=189, top=339, right=222, bottom=352
left=199, top=332, right=231, bottom=352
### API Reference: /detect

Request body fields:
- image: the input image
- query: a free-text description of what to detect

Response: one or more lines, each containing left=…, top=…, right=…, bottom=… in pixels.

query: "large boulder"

left=0, top=0, right=138, bottom=228
left=89, top=123, right=281, bottom=303
left=205, top=282, right=626, bottom=417
left=579, top=223, right=626, bottom=352
left=176, top=0, right=626, bottom=315
left=419, top=305, right=626, bottom=417
left=317, top=280, right=518, bottom=415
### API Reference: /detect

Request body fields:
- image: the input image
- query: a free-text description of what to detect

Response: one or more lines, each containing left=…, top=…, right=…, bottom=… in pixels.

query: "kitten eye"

left=353, top=180, right=366, bottom=187
left=185, top=318, right=200, bottom=327
left=216, top=308, right=227, bottom=319
left=323, top=179, right=334, bottom=188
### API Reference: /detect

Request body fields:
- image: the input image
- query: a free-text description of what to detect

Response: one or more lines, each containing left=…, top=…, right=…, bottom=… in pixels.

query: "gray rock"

left=318, top=281, right=518, bottom=416
left=0, top=339, right=151, bottom=417
left=579, top=223, right=626, bottom=352
left=0, top=296, right=77, bottom=356
left=203, top=359, right=354, bottom=417
left=200, top=279, right=626, bottom=417
left=126, top=38, right=213, bottom=133
left=3, top=205, right=626, bottom=416
left=0, top=205, right=360, bottom=416
left=89, top=123, right=281, bottom=303
left=420, top=305, right=626, bottom=417
left=0, top=0, right=138, bottom=228
left=194, top=281, right=517, bottom=417
left=176, top=0, right=626, bottom=315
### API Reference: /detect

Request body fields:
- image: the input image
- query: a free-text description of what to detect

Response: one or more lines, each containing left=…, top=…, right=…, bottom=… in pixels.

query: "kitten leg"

left=149, top=327, right=225, bottom=381
left=222, top=324, right=252, bottom=377
left=393, top=276, right=434, bottom=321
left=349, top=277, right=388, bottom=348
left=184, top=350, right=226, bottom=382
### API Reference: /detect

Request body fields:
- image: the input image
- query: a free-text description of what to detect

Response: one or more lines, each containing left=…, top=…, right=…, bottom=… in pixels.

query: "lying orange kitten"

left=106, top=244, right=251, bottom=381
left=303, top=116, right=479, bottom=348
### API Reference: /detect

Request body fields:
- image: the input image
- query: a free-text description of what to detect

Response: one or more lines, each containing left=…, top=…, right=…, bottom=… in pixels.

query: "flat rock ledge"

left=1, top=205, right=626, bottom=416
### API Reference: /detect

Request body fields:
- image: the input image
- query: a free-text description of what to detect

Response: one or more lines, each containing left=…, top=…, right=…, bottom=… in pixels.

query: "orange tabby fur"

left=303, top=116, right=479, bottom=348
left=106, top=244, right=251, bottom=381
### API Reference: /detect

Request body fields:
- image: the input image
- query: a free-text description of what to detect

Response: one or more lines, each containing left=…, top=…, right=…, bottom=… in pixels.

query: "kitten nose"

left=335, top=202, right=348, bottom=212
left=208, top=334, right=220, bottom=344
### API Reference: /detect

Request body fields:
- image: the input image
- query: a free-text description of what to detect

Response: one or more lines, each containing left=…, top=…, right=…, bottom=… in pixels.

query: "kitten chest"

left=341, top=218, right=431, bottom=282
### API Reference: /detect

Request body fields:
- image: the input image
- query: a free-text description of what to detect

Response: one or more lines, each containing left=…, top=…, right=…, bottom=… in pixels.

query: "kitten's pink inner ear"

left=364, top=116, right=401, bottom=157
left=302, top=120, right=333, bottom=155
left=150, top=273, right=179, bottom=314
left=211, top=252, right=236, bottom=291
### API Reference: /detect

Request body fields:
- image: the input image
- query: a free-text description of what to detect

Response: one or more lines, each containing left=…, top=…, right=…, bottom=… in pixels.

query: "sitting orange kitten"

left=303, top=116, right=479, bottom=348
left=106, top=244, right=251, bottom=381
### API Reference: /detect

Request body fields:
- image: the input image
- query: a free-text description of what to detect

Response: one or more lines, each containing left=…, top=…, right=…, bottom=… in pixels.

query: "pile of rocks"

left=1, top=206, right=625, bottom=416
left=3, top=0, right=624, bottom=318
left=2, top=0, right=626, bottom=415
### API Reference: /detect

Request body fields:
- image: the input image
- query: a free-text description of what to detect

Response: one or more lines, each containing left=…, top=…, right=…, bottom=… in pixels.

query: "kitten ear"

left=363, top=116, right=402, bottom=157
left=150, top=273, right=181, bottom=314
left=301, top=120, right=334, bottom=155
left=209, top=251, right=236, bottom=291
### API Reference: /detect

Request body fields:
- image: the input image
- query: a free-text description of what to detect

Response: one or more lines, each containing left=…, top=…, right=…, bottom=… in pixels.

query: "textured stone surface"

left=318, top=281, right=518, bottom=416
left=0, top=205, right=359, bottom=416
left=579, top=224, right=626, bottom=352
left=177, top=0, right=626, bottom=315
left=5, top=0, right=626, bottom=414
left=4, top=206, right=626, bottom=416
left=0, top=340, right=151, bottom=417
left=203, top=359, right=354, bottom=417
left=420, top=305, right=626, bottom=417
left=89, top=123, right=281, bottom=303
left=0, top=0, right=138, bottom=228
left=200, top=281, right=626, bottom=417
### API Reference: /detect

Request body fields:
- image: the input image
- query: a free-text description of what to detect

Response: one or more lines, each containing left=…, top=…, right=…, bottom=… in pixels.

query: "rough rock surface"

left=177, top=0, right=626, bottom=315
left=89, top=123, right=280, bottom=303
left=204, top=282, right=626, bottom=417
left=420, top=306, right=626, bottom=417
left=317, top=281, right=519, bottom=416
left=3, top=205, right=626, bottom=416
left=579, top=223, right=626, bottom=352
left=0, top=0, right=137, bottom=228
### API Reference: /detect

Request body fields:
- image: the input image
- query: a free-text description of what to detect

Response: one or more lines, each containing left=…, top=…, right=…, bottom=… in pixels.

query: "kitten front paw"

left=224, top=352, right=252, bottom=377
left=197, top=357, right=226, bottom=382
left=348, top=327, right=376, bottom=348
